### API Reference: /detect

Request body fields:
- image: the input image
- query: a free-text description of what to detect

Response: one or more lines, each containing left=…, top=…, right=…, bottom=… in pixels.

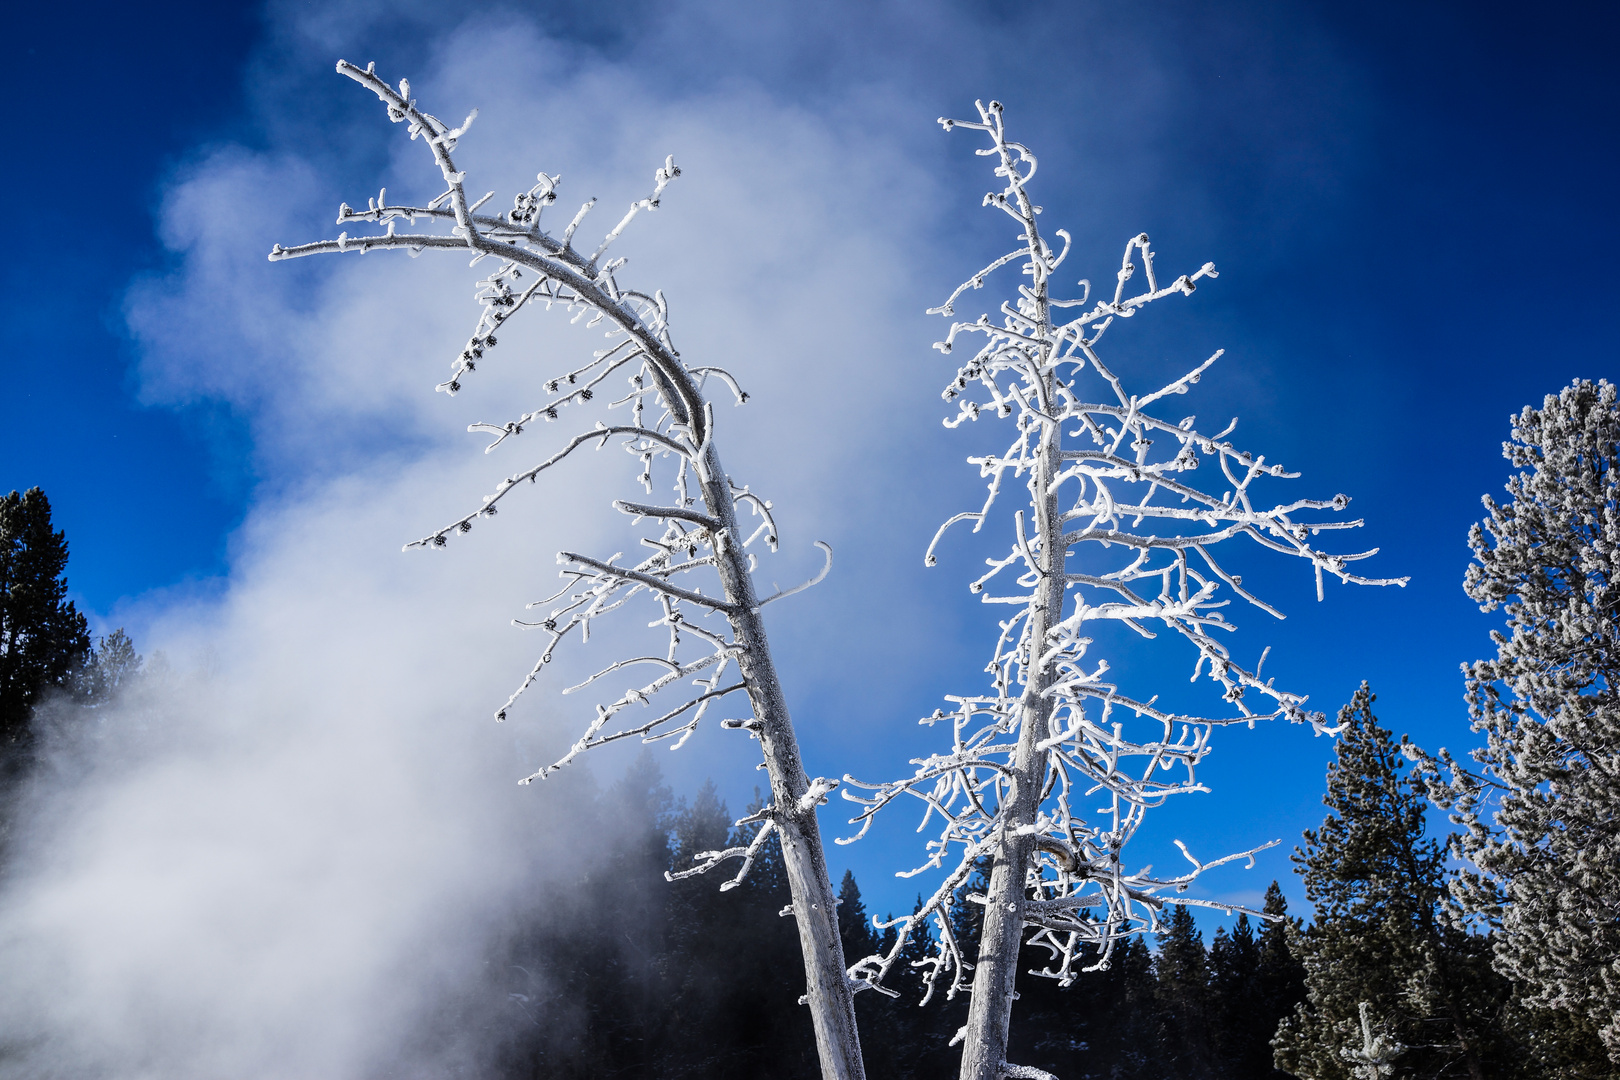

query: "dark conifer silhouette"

left=1156, top=902, right=1217, bottom=1079
left=1255, top=882, right=1307, bottom=1078
left=0, top=488, right=91, bottom=759
left=1209, top=912, right=1263, bottom=1076
left=837, top=870, right=876, bottom=965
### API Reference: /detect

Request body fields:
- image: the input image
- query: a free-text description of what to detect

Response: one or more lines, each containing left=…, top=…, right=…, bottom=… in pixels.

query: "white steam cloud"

left=0, top=7, right=960, bottom=1077
left=0, top=2, right=1318, bottom=1074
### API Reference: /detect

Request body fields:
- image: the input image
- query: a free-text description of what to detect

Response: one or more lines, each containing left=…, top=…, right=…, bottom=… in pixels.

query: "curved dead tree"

left=271, top=61, right=864, bottom=1080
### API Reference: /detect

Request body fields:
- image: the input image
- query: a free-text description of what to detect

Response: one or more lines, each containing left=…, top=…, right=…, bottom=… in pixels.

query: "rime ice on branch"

left=269, top=61, right=866, bottom=1080
left=837, top=101, right=1405, bottom=1080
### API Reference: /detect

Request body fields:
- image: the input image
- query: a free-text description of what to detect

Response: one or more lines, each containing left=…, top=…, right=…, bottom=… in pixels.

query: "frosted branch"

left=271, top=61, right=869, bottom=1080
left=844, top=99, right=1404, bottom=1005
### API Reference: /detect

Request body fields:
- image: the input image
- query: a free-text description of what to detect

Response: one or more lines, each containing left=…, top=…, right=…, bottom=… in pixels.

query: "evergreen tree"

left=1209, top=913, right=1263, bottom=1078
left=670, top=778, right=731, bottom=873
left=1439, top=378, right=1620, bottom=1065
left=1275, top=683, right=1511, bottom=1080
left=1088, top=934, right=1167, bottom=1080
left=491, top=750, right=679, bottom=1077
left=0, top=487, right=91, bottom=759
left=1155, top=903, right=1216, bottom=1079
left=709, top=792, right=821, bottom=1078
left=845, top=887, right=926, bottom=1080
left=438, top=763, right=1241, bottom=1080
left=947, top=863, right=989, bottom=981
left=837, top=870, right=877, bottom=965
left=1256, top=882, right=1307, bottom=1079
left=1001, top=923, right=1170, bottom=1080
left=600, top=750, right=676, bottom=1073
left=73, top=628, right=143, bottom=705
left=867, top=895, right=943, bottom=1077
left=876, top=912, right=899, bottom=966
left=475, top=765, right=824, bottom=1080
left=892, top=895, right=934, bottom=1001
left=661, top=785, right=819, bottom=1078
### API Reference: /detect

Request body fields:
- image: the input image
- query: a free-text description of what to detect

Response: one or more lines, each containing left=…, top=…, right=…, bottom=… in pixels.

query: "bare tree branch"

left=841, top=100, right=1405, bottom=1080
left=271, top=61, right=866, bottom=1080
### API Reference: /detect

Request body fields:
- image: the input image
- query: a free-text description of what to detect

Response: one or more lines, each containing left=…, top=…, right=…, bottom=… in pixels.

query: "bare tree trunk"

left=957, top=462, right=1065, bottom=1076
left=958, top=791, right=1038, bottom=1080
left=960, top=268, right=1065, bottom=1079
left=702, top=455, right=866, bottom=1080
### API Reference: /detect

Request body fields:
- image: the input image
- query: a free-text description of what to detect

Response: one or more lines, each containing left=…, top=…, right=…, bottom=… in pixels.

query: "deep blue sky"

left=8, top=0, right=1614, bottom=613
left=3, top=0, right=1616, bottom=920
left=4, top=3, right=260, bottom=599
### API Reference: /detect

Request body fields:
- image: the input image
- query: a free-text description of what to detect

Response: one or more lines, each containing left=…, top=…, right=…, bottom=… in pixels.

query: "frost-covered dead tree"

left=269, top=62, right=864, bottom=1080
left=838, top=102, right=1405, bottom=1080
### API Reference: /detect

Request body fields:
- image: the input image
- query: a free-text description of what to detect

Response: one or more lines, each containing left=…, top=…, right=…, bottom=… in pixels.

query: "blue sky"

left=4, top=0, right=1617, bottom=946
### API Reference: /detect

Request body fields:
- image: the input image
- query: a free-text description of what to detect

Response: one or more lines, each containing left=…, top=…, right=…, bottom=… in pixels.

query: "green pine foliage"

left=1275, top=683, right=1516, bottom=1080
left=0, top=488, right=92, bottom=760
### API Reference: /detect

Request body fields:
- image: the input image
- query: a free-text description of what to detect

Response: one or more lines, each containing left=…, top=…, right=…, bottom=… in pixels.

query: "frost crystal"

left=838, top=101, right=1405, bottom=1080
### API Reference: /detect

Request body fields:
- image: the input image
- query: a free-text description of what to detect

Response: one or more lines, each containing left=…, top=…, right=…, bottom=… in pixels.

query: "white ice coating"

left=836, top=102, right=1407, bottom=1024
left=270, top=61, right=867, bottom=1080
left=268, top=61, right=774, bottom=784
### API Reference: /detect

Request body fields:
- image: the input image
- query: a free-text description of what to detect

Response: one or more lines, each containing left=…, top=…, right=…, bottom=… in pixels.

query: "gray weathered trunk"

left=957, top=189, right=1064, bottom=1076
left=957, top=410, right=1064, bottom=1080
left=701, top=454, right=866, bottom=1080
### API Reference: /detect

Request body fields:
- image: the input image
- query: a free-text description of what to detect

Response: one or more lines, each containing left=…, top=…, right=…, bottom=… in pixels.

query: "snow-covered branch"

left=841, top=100, right=1404, bottom=1080
left=271, top=61, right=865, bottom=1080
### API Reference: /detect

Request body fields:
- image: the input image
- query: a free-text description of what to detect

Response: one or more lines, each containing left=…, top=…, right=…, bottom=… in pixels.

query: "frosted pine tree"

left=270, top=62, right=864, bottom=1080
left=837, top=101, right=1405, bottom=1080
left=1430, top=378, right=1620, bottom=1064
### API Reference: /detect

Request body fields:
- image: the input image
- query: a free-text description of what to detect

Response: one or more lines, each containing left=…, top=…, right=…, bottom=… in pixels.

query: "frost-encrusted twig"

left=839, top=101, right=1405, bottom=1080
left=271, top=61, right=865, bottom=1080
left=1341, top=1002, right=1406, bottom=1079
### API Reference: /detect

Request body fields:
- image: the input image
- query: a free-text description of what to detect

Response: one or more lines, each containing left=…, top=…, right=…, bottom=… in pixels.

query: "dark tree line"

left=406, top=674, right=1612, bottom=1080
left=0, top=487, right=143, bottom=754
left=1, top=487, right=91, bottom=759
left=408, top=748, right=1311, bottom=1080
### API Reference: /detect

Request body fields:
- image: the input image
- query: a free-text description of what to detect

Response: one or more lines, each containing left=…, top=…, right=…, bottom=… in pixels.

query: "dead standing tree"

left=839, top=102, right=1406, bottom=1080
left=269, top=62, right=864, bottom=1080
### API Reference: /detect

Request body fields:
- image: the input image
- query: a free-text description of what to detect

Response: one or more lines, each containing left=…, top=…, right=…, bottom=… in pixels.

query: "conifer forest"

left=1, top=4, right=1615, bottom=1080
